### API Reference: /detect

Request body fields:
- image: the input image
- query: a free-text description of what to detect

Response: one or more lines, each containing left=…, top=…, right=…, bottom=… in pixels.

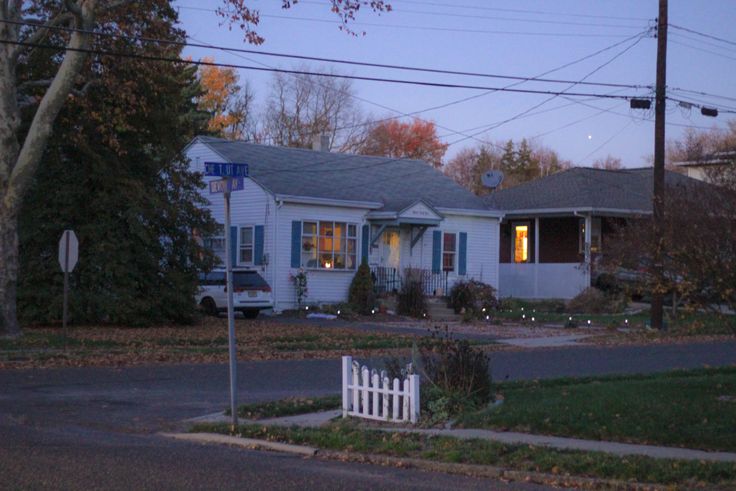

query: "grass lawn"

left=456, top=367, right=736, bottom=452
left=230, top=395, right=341, bottom=419
left=192, top=421, right=736, bottom=488
left=1, top=318, right=476, bottom=369
left=495, top=298, right=736, bottom=335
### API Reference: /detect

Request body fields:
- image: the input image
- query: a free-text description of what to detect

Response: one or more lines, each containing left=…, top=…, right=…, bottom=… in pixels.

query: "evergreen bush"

left=348, top=260, right=375, bottom=315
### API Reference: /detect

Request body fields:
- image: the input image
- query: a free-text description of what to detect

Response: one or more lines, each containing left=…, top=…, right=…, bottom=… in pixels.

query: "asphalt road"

left=2, top=340, right=735, bottom=489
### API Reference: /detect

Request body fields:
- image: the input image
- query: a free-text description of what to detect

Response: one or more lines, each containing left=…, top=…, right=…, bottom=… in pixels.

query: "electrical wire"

left=669, top=23, right=736, bottom=48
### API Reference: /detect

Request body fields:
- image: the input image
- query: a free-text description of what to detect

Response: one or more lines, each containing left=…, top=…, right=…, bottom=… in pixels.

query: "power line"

left=385, top=0, right=650, bottom=22
left=669, top=38, right=736, bottom=62
left=669, top=87, right=736, bottom=104
left=177, top=6, right=638, bottom=39
left=0, top=18, right=648, bottom=90
left=446, top=32, right=650, bottom=146
left=2, top=39, right=644, bottom=100
left=669, top=23, right=736, bottom=48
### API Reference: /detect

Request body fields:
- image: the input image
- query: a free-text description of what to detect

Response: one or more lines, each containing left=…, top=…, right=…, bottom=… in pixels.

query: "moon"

left=587, top=134, right=593, bottom=140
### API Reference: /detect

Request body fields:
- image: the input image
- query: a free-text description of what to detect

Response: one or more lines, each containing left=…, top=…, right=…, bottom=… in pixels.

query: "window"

left=204, top=224, right=225, bottom=264
left=442, top=232, right=456, bottom=271
left=513, top=223, right=530, bottom=263
left=579, top=218, right=602, bottom=254
left=302, top=221, right=357, bottom=270
left=239, top=226, right=254, bottom=264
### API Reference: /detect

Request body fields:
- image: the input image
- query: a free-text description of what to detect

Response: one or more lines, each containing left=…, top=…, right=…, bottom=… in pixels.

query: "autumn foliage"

left=359, top=118, right=448, bottom=168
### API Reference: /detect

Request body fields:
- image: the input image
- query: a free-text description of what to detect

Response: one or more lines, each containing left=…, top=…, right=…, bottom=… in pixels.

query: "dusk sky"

left=176, top=1, right=736, bottom=168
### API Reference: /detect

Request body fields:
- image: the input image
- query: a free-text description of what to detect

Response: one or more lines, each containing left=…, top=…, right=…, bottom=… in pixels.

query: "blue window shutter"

left=230, top=226, right=238, bottom=266
left=361, top=224, right=370, bottom=264
left=432, top=230, right=442, bottom=273
left=254, top=225, right=264, bottom=265
left=291, top=221, right=301, bottom=268
left=458, top=232, right=467, bottom=275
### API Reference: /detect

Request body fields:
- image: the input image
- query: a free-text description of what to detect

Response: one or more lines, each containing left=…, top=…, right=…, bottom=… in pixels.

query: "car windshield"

left=232, top=271, right=269, bottom=288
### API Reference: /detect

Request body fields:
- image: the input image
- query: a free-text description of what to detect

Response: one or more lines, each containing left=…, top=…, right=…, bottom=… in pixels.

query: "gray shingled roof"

left=195, top=136, right=490, bottom=212
left=483, top=167, right=701, bottom=213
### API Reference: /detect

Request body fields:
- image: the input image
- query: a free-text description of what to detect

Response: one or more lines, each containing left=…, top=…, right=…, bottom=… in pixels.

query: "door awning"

left=365, top=200, right=444, bottom=226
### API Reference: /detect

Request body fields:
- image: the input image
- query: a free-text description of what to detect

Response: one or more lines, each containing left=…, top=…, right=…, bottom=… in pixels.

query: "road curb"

left=315, top=450, right=669, bottom=491
left=159, top=432, right=318, bottom=456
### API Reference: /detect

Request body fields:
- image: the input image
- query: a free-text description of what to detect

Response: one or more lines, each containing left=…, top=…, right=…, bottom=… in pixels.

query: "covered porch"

left=499, top=214, right=624, bottom=299
left=366, top=200, right=453, bottom=296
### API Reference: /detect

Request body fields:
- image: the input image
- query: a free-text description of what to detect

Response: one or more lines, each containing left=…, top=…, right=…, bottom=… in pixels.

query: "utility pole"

left=651, top=0, right=668, bottom=330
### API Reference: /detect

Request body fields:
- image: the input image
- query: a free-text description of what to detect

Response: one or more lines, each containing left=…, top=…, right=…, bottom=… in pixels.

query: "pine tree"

left=17, top=1, right=216, bottom=326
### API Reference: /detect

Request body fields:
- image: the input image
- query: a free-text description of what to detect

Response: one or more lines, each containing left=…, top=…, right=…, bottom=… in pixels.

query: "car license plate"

left=248, top=291, right=257, bottom=298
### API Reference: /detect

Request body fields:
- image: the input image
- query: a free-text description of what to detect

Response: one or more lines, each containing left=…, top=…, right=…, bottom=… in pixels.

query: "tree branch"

left=10, top=12, right=75, bottom=62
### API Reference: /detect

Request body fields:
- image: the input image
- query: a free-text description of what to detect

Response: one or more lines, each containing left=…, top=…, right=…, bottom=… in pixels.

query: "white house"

left=186, top=136, right=502, bottom=311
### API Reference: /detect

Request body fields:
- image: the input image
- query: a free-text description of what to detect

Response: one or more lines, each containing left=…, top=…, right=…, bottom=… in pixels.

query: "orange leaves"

left=360, top=118, right=448, bottom=168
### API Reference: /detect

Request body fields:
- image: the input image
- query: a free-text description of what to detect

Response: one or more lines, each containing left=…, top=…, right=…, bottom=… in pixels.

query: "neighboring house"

left=483, top=167, right=701, bottom=299
left=186, top=136, right=502, bottom=311
left=674, top=150, right=735, bottom=182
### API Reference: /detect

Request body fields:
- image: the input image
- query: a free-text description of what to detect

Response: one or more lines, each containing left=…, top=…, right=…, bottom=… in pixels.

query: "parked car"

left=196, top=269, right=273, bottom=318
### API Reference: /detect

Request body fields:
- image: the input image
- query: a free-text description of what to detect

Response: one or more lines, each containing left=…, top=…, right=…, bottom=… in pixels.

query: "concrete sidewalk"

left=197, top=409, right=736, bottom=463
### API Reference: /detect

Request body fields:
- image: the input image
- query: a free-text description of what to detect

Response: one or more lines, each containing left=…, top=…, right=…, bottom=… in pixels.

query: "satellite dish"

left=482, top=170, right=504, bottom=190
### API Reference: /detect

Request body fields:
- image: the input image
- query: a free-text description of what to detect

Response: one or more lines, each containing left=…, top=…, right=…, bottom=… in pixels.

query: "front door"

left=380, top=228, right=401, bottom=270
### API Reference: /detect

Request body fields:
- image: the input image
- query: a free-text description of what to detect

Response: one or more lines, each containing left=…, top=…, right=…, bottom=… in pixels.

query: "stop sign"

left=58, top=230, right=79, bottom=273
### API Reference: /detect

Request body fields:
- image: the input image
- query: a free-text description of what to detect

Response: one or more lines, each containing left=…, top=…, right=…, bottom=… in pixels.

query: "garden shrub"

left=448, top=280, right=499, bottom=318
left=418, top=327, right=492, bottom=417
left=567, top=287, right=626, bottom=314
left=383, top=327, right=493, bottom=423
left=348, top=260, right=375, bottom=315
left=397, top=269, right=427, bottom=318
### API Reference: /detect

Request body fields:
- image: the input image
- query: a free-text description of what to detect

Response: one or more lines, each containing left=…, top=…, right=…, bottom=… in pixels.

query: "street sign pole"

left=58, top=230, right=79, bottom=351
left=224, top=178, right=238, bottom=431
left=63, top=232, right=70, bottom=349
left=204, top=162, right=248, bottom=432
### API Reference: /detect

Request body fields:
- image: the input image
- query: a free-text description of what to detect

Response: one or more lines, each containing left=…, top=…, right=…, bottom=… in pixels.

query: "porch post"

left=534, top=217, right=540, bottom=297
left=584, top=214, right=592, bottom=286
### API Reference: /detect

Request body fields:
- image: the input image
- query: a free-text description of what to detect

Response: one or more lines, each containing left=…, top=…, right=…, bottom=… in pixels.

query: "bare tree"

left=262, top=68, right=368, bottom=152
left=592, top=155, right=623, bottom=170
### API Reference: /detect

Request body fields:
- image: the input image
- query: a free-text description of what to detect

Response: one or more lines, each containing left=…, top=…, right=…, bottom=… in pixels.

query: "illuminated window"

left=513, top=224, right=529, bottom=263
left=302, top=221, right=357, bottom=270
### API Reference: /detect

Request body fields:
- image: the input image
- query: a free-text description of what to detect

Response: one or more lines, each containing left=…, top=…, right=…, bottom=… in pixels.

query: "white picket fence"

left=341, top=356, right=420, bottom=423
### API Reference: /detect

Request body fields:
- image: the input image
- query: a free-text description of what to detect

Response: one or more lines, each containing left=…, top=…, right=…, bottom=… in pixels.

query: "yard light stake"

left=337, top=310, right=341, bottom=315
left=522, top=314, right=526, bottom=320
left=371, top=309, right=375, bottom=315
left=625, top=319, right=629, bottom=325
left=485, top=315, right=490, bottom=321
left=531, top=317, right=535, bottom=322
left=587, top=319, right=591, bottom=326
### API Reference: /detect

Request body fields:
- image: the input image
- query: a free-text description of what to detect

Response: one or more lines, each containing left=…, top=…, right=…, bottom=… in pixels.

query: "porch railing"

left=371, top=267, right=449, bottom=296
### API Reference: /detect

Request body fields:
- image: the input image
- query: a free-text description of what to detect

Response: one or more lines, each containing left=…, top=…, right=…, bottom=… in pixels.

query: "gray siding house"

left=186, top=136, right=502, bottom=311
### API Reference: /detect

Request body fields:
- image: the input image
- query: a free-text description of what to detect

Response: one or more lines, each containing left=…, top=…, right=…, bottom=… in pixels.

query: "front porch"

left=370, top=266, right=450, bottom=297
left=499, top=215, right=623, bottom=299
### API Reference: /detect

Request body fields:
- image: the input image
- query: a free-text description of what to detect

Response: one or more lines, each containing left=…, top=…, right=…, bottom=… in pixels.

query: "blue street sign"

left=204, top=162, right=249, bottom=178
left=209, top=177, right=244, bottom=194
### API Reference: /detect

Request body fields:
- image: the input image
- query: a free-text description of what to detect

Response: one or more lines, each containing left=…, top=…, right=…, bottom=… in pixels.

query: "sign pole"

left=63, top=231, right=70, bottom=350
left=224, top=178, right=238, bottom=431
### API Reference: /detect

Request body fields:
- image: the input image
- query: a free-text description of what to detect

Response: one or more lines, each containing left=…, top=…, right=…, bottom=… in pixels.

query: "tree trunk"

left=0, top=205, right=20, bottom=338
